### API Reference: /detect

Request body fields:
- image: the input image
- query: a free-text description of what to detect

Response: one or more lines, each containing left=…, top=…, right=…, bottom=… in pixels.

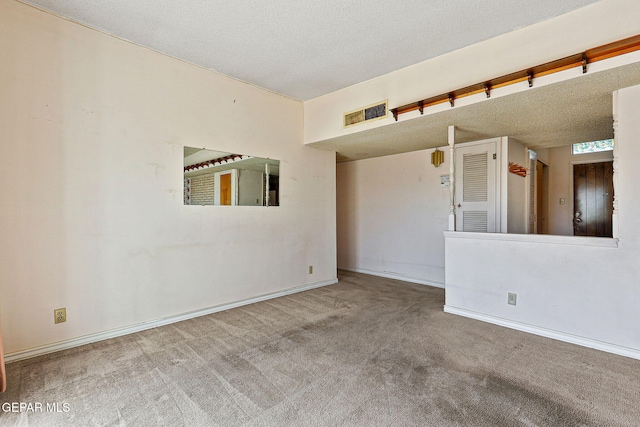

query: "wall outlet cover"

left=508, top=293, right=517, bottom=306
left=54, top=308, right=67, bottom=324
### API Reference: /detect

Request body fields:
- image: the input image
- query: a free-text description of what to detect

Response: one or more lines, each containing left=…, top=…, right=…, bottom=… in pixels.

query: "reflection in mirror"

left=183, top=147, right=279, bottom=206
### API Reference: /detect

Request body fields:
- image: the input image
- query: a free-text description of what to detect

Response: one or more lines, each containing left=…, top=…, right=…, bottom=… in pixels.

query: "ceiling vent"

left=344, top=100, right=388, bottom=128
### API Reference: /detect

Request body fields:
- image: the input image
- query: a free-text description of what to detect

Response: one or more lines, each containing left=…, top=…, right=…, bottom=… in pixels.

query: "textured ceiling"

left=21, top=0, right=598, bottom=101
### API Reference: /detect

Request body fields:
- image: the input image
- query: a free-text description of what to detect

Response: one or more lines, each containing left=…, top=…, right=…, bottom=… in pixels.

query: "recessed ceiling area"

left=20, top=0, right=598, bottom=101
left=310, top=61, right=640, bottom=162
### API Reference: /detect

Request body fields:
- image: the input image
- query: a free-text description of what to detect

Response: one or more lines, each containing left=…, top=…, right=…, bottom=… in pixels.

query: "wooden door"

left=573, top=162, right=613, bottom=237
left=220, top=173, right=232, bottom=205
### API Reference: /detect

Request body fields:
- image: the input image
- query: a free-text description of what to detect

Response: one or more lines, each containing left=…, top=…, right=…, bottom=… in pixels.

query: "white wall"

left=238, top=169, right=263, bottom=206
left=337, top=148, right=450, bottom=286
left=444, top=83, right=640, bottom=359
left=304, top=0, right=640, bottom=145
left=547, top=145, right=613, bottom=235
left=0, top=1, right=336, bottom=355
left=336, top=138, right=531, bottom=285
left=536, top=148, right=550, bottom=165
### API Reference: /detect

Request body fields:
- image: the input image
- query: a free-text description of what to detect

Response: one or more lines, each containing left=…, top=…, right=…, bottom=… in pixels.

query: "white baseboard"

left=339, top=267, right=444, bottom=289
left=5, top=278, right=338, bottom=363
left=444, top=305, right=640, bottom=361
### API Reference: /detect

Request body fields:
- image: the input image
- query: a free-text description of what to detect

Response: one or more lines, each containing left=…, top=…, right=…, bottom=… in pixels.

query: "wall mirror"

left=183, top=147, right=280, bottom=206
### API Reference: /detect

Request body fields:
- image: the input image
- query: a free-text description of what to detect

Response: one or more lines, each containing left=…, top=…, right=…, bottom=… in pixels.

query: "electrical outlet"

left=309, top=265, right=313, bottom=274
left=54, top=308, right=66, bottom=324
left=508, top=293, right=517, bottom=306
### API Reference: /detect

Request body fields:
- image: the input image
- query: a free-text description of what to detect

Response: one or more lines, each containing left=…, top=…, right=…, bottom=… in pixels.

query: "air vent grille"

left=344, top=110, right=365, bottom=126
left=344, top=100, right=388, bottom=128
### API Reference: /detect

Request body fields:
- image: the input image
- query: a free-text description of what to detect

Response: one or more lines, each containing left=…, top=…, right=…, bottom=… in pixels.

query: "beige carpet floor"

left=1, top=270, right=639, bottom=426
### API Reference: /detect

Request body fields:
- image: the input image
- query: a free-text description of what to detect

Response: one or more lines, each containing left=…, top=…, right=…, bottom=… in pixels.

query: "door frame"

left=526, top=150, right=538, bottom=234
left=535, top=159, right=549, bottom=234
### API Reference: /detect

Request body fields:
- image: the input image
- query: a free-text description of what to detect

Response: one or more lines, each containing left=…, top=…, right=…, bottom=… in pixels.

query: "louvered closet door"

left=455, top=141, right=498, bottom=232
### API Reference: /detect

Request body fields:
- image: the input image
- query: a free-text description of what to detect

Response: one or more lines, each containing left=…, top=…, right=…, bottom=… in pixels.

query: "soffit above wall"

left=309, top=61, right=640, bottom=162
left=20, top=0, right=598, bottom=101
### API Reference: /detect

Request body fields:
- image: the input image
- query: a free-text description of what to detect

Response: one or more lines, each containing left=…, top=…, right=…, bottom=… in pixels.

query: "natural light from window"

left=572, top=139, right=614, bottom=154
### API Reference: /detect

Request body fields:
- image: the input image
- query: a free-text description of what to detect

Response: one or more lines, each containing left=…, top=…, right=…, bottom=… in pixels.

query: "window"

left=572, top=139, right=614, bottom=154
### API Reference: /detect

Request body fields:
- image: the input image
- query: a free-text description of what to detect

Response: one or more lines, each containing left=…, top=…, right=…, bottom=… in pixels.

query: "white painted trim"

left=340, top=267, right=444, bottom=289
left=5, top=278, right=338, bottom=363
left=499, top=137, right=508, bottom=233
left=448, top=125, right=456, bottom=231
left=526, top=149, right=538, bottom=234
left=443, top=230, right=618, bottom=248
left=443, top=305, right=640, bottom=361
left=612, top=89, right=620, bottom=239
